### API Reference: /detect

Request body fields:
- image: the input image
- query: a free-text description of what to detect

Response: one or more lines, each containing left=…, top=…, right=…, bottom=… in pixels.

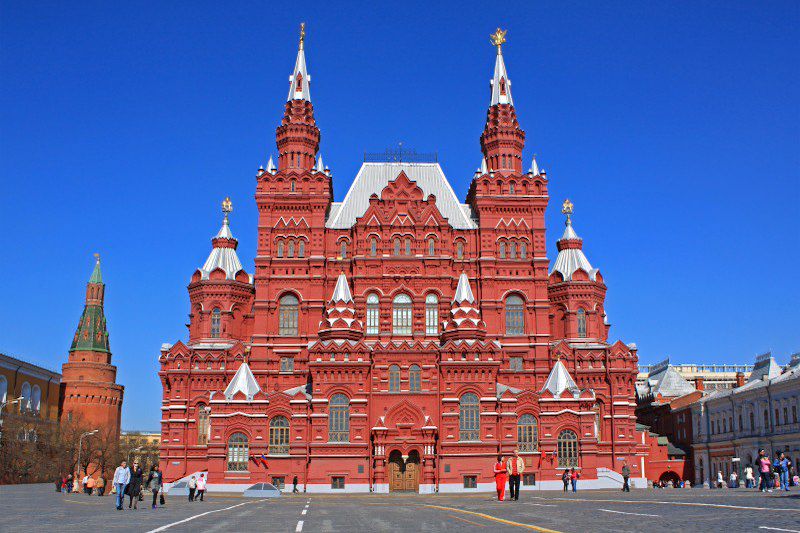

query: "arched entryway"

left=388, top=449, right=420, bottom=492
left=659, top=470, right=681, bottom=486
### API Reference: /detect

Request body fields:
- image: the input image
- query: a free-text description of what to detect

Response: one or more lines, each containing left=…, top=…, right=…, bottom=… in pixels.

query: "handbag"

left=159, top=493, right=165, bottom=506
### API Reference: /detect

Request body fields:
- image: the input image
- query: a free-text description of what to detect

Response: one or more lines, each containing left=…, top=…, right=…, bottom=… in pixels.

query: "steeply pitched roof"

left=490, top=45, right=513, bottom=106
left=550, top=219, right=599, bottom=281
left=453, top=272, right=476, bottom=304
left=541, top=360, right=579, bottom=396
left=324, top=163, right=477, bottom=230
left=647, top=365, right=696, bottom=398
left=330, top=272, right=353, bottom=303
left=223, top=362, right=261, bottom=400
left=198, top=217, right=249, bottom=282
left=89, top=256, right=103, bottom=284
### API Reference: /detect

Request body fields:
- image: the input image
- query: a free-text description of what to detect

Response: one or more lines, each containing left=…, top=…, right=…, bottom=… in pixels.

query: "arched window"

left=557, top=430, right=579, bottom=468
left=389, top=365, right=401, bottom=392
left=404, top=237, right=412, bottom=256
left=409, top=365, right=421, bottom=392
left=456, top=241, right=464, bottom=260
left=277, top=241, right=284, bottom=258
left=30, top=385, right=41, bottom=415
left=329, top=394, right=350, bottom=442
left=499, top=242, right=506, bottom=259
left=428, top=237, right=435, bottom=256
left=505, top=295, right=525, bottom=336
left=340, top=241, right=347, bottom=259
left=366, top=293, right=380, bottom=335
left=0, top=376, right=6, bottom=404
left=269, top=416, right=290, bottom=454
left=393, top=238, right=401, bottom=256
left=287, top=240, right=295, bottom=258
left=20, top=382, right=31, bottom=413
left=517, top=414, right=538, bottom=452
left=290, top=180, right=296, bottom=192
left=370, top=237, right=377, bottom=257
left=298, top=240, right=305, bottom=258
left=279, top=294, right=299, bottom=336
left=459, top=393, right=480, bottom=441
left=227, top=433, right=249, bottom=471
left=197, top=405, right=210, bottom=445
left=509, top=241, right=516, bottom=259
left=749, top=411, right=754, bottom=430
left=210, top=307, right=221, bottom=338
left=577, top=309, right=587, bottom=338
left=425, top=294, right=439, bottom=335
left=392, top=294, right=412, bottom=335
left=520, top=242, right=527, bottom=259
left=509, top=182, right=515, bottom=194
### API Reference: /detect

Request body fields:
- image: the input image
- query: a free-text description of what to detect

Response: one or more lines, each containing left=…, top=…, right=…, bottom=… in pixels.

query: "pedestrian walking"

left=570, top=469, right=580, bottom=492
left=729, top=471, right=738, bottom=488
left=757, top=450, right=773, bottom=493
left=292, top=475, right=299, bottom=493
left=505, top=449, right=524, bottom=501
left=716, top=471, right=724, bottom=489
left=188, top=475, right=197, bottom=501
left=63, top=474, right=72, bottom=494
left=54, top=477, right=62, bottom=493
left=147, top=464, right=163, bottom=509
left=127, top=462, right=144, bottom=509
left=112, top=461, right=131, bottom=510
left=195, top=473, right=207, bottom=501
left=744, top=465, right=754, bottom=489
left=97, top=475, right=105, bottom=496
left=72, top=475, right=80, bottom=493
left=776, top=453, right=791, bottom=491
left=621, top=462, right=631, bottom=492
left=493, top=455, right=508, bottom=501
left=82, top=473, right=90, bottom=494
left=561, top=470, right=570, bottom=492
left=86, top=475, right=96, bottom=495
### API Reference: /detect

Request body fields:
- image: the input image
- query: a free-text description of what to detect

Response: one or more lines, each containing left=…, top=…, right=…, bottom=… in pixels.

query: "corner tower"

left=60, top=255, right=124, bottom=435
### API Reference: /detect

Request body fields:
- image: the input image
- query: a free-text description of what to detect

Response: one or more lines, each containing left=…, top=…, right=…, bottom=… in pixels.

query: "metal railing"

left=364, top=148, right=437, bottom=163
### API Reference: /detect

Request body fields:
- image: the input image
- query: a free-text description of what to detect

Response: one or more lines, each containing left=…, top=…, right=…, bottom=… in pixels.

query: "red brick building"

left=159, top=27, right=648, bottom=493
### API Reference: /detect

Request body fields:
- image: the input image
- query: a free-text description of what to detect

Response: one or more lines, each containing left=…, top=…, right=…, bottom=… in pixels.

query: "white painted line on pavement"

left=146, top=499, right=267, bottom=532
left=599, top=509, right=660, bottom=517
left=295, top=520, right=304, bottom=532
left=758, top=527, right=800, bottom=533
left=301, top=509, right=307, bottom=515
left=531, top=496, right=799, bottom=513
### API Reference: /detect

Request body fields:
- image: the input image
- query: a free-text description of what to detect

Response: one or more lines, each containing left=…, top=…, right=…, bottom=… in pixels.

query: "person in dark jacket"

left=126, top=462, right=144, bottom=509
left=146, top=465, right=163, bottom=509
left=561, top=470, right=570, bottom=492
left=621, top=462, right=631, bottom=492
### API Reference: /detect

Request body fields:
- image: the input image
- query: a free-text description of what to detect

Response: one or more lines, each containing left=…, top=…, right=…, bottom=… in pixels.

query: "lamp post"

left=0, top=397, right=24, bottom=443
left=128, top=446, right=144, bottom=465
left=76, top=430, right=99, bottom=477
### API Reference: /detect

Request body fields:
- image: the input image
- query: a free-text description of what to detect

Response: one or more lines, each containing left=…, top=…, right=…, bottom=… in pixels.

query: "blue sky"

left=1, top=1, right=798, bottom=430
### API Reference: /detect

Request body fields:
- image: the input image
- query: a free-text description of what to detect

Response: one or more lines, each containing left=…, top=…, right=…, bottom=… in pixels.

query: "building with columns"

left=159, top=27, right=651, bottom=493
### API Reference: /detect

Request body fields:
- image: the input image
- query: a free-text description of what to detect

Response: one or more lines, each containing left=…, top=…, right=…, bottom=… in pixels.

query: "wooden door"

left=388, top=461, right=405, bottom=491
left=404, top=462, right=419, bottom=492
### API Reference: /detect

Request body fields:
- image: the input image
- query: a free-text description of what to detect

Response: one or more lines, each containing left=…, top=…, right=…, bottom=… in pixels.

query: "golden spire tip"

left=490, top=28, right=507, bottom=53
left=299, top=22, right=306, bottom=49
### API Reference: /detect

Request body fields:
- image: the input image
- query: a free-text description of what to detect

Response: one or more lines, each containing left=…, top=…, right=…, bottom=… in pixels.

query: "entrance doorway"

left=388, top=449, right=420, bottom=492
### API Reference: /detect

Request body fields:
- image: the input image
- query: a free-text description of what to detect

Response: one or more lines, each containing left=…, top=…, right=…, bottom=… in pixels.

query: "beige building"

left=637, top=361, right=752, bottom=392
left=0, top=353, right=62, bottom=441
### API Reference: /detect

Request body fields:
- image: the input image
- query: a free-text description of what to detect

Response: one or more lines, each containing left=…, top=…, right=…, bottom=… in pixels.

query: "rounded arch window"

left=340, top=240, right=348, bottom=259
left=279, top=294, right=299, bottom=336
left=456, top=241, right=464, bottom=260
left=557, top=429, right=579, bottom=468
left=329, top=394, right=350, bottom=442
left=427, top=237, right=436, bottom=256
left=409, top=365, right=421, bottom=392
left=518, top=414, right=538, bottom=452
left=30, top=385, right=41, bottom=414
left=577, top=309, right=587, bottom=338
left=459, top=393, right=480, bottom=441
left=298, top=240, right=305, bottom=258
left=0, top=375, right=6, bottom=404
left=393, top=238, right=401, bottom=256
left=392, top=294, right=412, bottom=336
left=227, top=433, right=249, bottom=471
left=370, top=237, right=378, bottom=257
left=269, top=416, right=290, bottom=454
left=404, top=237, right=412, bottom=256
left=425, top=293, right=439, bottom=335
left=20, top=382, right=31, bottom=412
left=287, top=240, right=295, bottom=258
left=389, top=365, right=401, bottom=392
left=197, top=404, right=210, bottom=445
left=366, top=293, right=380, bottom=335
left=505, top=294, right=525, bottom=336
left=520, top=241, right=527, bottom=259
left=211, top=307, right=221, bottom=338
left=499, top=241, right=506, bottom=259
left=276, top=240, right=284, bottom=258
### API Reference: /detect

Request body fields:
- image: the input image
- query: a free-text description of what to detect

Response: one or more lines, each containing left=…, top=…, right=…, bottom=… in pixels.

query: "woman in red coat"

left=493, top=455, right=508, bottom=501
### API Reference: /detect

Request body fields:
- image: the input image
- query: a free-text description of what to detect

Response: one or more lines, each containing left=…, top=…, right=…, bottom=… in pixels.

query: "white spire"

left=315, top=153, right=325, bottom=173
left=287, top=23, right=311, bottom=102
left=529, top=155, right=539, bottom=176
left=489, top=29, right=513, bottom=106
left=330, top=272, right=353, bottom=303
left=541, top=360, right=579, bottom=396
left=453, top=272, right=476, bottom=304
left=199, top=198, right=247, bottom=282
left=480, top=158, right=488, bottom=174
left=224, top=361, right=261, bottom=400
left=267, top=155, right=277, bottom=173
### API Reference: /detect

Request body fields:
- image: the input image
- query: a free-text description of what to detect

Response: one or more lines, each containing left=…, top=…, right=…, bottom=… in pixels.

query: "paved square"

left=0, top=485, right=797, bottom=532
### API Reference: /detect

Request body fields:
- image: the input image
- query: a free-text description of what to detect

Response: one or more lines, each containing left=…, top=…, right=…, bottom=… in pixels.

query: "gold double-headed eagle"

left=490, top=28, right=507, bottom=52
left=562, top=199, right=574, bottom=217
left=222, top=196, right=233, bottom=216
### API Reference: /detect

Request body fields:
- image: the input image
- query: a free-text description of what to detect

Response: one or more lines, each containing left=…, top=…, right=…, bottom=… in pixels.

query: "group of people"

left=713, top=450, right=796, bottom=492
left=111, top=460, right=165, bottom=510
left=491, top=449, right=582, bottom=501
left=186, top=473, right=207, bottom=501
left=56, top=472, right=106, bottom=495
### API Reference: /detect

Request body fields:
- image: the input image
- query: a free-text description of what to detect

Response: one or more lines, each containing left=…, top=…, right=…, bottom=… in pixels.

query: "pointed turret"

left=267, top=155, right=277, bottom=174
left=318, top=273, right=363, bottom=340
left=224, top=361, right=261, bottom=400
left=541, top=359, right=578, bottom=396
left=315, top=153, right=325, bottom=173
left=198, top=197, right=249, bottom=281
left=442, top=273, right=486, bottom=341
left=480, top=28, right=525, bottom=175
left=276, top=22, right=321, bottom=172
left=550, top=199, right=598, bottom=282
left=529, top=155, right=540, bottom=176
left=71, top=254, right=110, bottom=353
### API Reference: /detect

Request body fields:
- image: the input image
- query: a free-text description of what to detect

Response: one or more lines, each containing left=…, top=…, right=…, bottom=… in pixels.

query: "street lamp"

left=0, top=397, right=24, bottom=442
left=76, top=429, right=99, bottom=477
left=128, top=446, right=144, bottom=465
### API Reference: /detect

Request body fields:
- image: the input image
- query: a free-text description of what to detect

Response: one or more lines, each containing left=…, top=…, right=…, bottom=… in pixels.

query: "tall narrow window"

left=287, top=240, right=295, bottom=258
left=557, top=430, right=579, bottom=468
left=290, top=180, right=296, bottom=192
left=30, top=385, right=41, bottom=415
left=577, top=309, right=587, bottom=338
left=389, top=365, right=400, bottom=392
left=428, top=238, right=435, bottom=256
left=459, top=393, right=480, bottom=441
left=370, top=238, right=377, bottom=257
left=211, top=307, right=221, bottom=338
left=509, top=182, right=515, bottom=194
left=393, top=238, right=401, bottom=256
left=298, top=241, right=305, bottom=258
left=340, top=241, right=347, bottom=259
left=520, top=242, right=527, bottom=259
left=749, top=411, right=754, bottom=430
left=392, top=294, right=412, bottom=335
left=456, top=241, right=464, bottom=259
left=277, top=241, right=284, bottom=258
left=197, top=405, right=210, bottom=445
left=20, top=382, right=31, bottom=412
left=0, top=376, right=7, bottom=404
left=269, top=416, right=290, bottom=454
left=499, top=242, right=506, bottom=259
left=279, top=294, right=299, bottom=336
left=509, top=242, right=516, bottom=259
left=517, top=414, right=538, bottom=452
left=404, top=237, right=412, bottom=256
left=505, top=295, right=525, bottom=336
left=425, top=294, right=439, bottom=335
left=409, top=365, right=421, bottom=392
left=366, top=293, right=380, bottom=335
left=227, top=433, right=249, bottom=471
left=329, top=394, right=350, bottom=442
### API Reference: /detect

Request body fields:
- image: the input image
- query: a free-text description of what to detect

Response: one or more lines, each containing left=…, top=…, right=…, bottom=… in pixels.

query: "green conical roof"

left=70, top=303, right=110, bottom=353
left=89, top=256, right=103, bottom=284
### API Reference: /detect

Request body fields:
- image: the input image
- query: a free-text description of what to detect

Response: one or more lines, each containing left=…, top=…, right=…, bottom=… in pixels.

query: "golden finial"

left=299, top=22, right=306, bottom=50
left=222, top=197, right=233, bottom=221
left=490, top=28, right=507, bottom=54
left=94, top=253, right=100, bottom=261
left=561, top=198, right=574, bottom=223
